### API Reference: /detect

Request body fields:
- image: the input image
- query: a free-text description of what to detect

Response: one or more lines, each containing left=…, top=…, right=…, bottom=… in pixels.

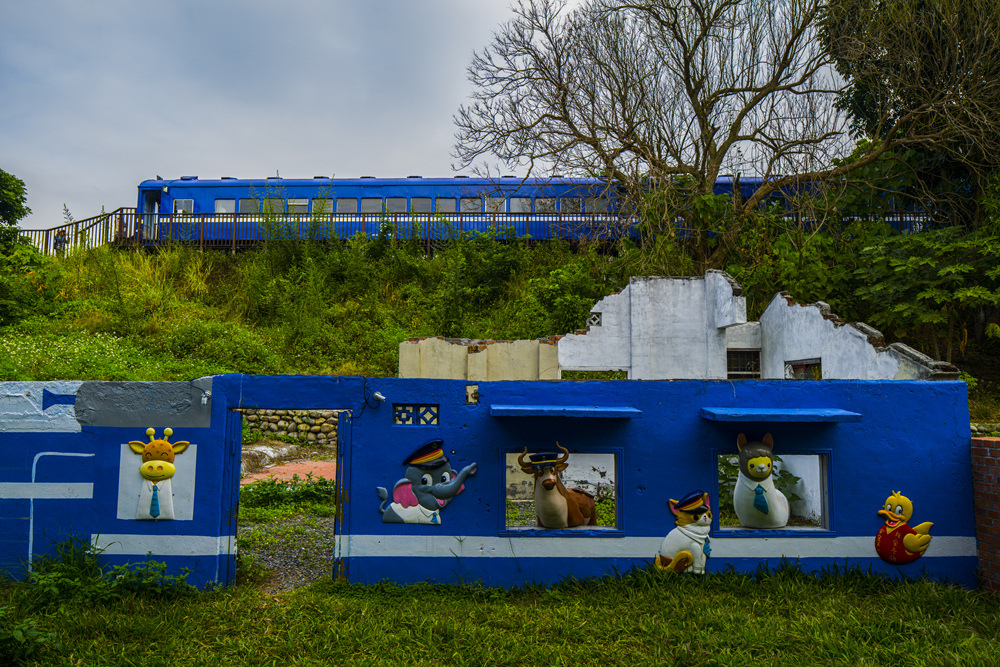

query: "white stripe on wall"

left=344, top=535, right=977, bottom=559
left=0, top=482, right=93, bottom=499
left=92, top=534, right=237, bottom=557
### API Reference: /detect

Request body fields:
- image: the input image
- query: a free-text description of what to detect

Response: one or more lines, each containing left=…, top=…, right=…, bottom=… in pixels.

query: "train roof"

left=137, top=175, right=607, bottom=189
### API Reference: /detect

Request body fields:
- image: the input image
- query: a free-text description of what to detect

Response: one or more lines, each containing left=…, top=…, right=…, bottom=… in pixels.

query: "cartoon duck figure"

left=875, top=491, right=933, bottom=564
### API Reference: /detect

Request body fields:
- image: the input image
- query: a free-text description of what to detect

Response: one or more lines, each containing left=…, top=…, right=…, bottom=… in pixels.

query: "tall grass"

left=0, top=235, right=626, bottom=380
left=3, top=562, right=998, bottom=666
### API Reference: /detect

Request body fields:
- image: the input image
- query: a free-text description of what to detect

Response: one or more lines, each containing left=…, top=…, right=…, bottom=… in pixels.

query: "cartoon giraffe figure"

left=129, top=427, right=189, bottom=521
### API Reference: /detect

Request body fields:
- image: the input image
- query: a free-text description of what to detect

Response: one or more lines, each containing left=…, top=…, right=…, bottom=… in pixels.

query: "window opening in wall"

left=336, top=198, right=358, bottom=213
left=311, top=198, right=333, bottom=214
left=215, top=199, right=236, bottom=214
left=361, top=198, right=382, bottom=213
left=485, top=197, right=505, bottom=213
left=173, top=199, right=194, bottom=214
left=717, top=452, right=829, bottom=531
left=460, top=197, right=482, bottom=213
left=239, top=199, right=259, bottom=213
left=785, top=358, right=822, bottom=380
left=263, top=198, right=284, bottom=214
left=727, top=349, right=761, bottom=379
left=411, top=197, right=432, bottom=213
left=393, top=404, right=439, bottom=425
left=504, top=450, right=618, bottom=532
left=287, top=199, right=308, bottom=214
left=385, top=197, right=406, bottom=213
left=585, top=197, right=607, bottom=213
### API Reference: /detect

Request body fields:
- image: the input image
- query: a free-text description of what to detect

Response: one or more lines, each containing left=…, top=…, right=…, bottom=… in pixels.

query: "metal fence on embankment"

left=19, top=209, right=635, bottom=256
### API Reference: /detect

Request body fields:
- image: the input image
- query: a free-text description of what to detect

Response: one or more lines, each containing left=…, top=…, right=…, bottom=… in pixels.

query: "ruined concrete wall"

left=759, top=293, right=959, bottom=380
left=559, top=271, right=747, bottom=379
left=398, top=337, right=560, bottom=380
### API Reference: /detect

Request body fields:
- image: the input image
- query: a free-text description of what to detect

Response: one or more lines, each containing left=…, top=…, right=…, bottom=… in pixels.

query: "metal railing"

left=19, top=208, right=931, bottom=257
left=19, top=209, right=635, bottom=255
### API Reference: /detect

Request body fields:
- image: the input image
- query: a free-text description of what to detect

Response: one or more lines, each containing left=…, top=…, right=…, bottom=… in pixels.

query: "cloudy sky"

left=1, top=0, right=532, bottom=230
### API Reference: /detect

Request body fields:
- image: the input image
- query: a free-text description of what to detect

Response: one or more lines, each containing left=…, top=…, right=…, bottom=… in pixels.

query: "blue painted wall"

left=0, top=381, right=237, bottom=589
left=215, top=375, right=976, bottom=588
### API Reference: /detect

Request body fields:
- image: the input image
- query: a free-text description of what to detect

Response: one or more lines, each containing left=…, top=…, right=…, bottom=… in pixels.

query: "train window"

left=411, top=198, right=432, bottom=213
left=536, top=197, right=557, bottom=213
left=263, top=198, right=284, bottom=214
left=215, top=199, right=236, bottom=214
left=585, top=197, right=607, bottom=213
left=173, top=199, right=194, bottom=214
left=434, top=198, right=456, bottom=213
left=461, top=197, right=482, bottom=213
left=336, top=198, right=358, bottom=213
left=361, top=198, right=382, bottom=213
left=385, top=197, right=406, bottom=213
left=311, top=198, right=333, bottom=214
left=288, top=199, right=308, bottom=213
left=239, top=199, right=259, bottom=213
left=486, top=197, right=504, bottom=213
left=510, top=197, right=531, bottom=213
left=562, top=197, right=583, bottom=213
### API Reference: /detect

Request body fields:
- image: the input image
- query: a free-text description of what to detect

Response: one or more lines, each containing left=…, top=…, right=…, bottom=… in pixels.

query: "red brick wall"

left=972, top=436, right=1000, bottom=591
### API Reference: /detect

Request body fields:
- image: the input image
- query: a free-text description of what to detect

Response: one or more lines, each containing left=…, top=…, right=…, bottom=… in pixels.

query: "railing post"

left=231, top=213, right=236, bottom=254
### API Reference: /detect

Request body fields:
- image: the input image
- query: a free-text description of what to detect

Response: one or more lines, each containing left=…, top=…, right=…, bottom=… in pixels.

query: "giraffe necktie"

left=150, top=484, right=160, bottom=518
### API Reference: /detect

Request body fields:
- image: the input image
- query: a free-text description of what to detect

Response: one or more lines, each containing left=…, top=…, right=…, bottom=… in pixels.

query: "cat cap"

left=670, top=490, right=711, bottom=515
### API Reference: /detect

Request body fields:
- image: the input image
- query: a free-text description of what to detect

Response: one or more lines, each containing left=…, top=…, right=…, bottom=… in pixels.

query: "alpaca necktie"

left=754, top=485, right=769, bottom=514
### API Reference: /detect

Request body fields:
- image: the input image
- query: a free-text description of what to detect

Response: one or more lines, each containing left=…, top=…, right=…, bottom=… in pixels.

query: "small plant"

left=0, top=605, right=60, bottom=665
left=18, top=536, right=196, bottom=608
left=239, top=473, right=337, bottom=509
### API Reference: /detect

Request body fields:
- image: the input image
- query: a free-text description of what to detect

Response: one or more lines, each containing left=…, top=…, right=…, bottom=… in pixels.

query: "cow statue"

left=376, top=439, right=477, bottom=524
left=518, top=443, right=597, bottom=529
left=128, top=427, right=190, bottom=521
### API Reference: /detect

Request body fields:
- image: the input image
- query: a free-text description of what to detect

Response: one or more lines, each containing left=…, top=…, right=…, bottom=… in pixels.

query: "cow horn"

left=556, top=442, right=570, bottom=463
left=517, top=447, right=529, bottom=469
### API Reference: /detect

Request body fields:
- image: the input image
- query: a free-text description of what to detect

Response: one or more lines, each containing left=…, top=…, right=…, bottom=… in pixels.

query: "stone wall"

left=971, top=436, right=1000, bottom=591
left=239, top=409, right=339, bottom=445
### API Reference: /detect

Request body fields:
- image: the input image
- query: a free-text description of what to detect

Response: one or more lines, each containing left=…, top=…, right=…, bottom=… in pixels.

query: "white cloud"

left=1, top=0, right=521, bottom=228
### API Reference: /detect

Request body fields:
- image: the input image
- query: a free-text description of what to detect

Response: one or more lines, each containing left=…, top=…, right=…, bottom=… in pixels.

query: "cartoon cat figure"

left=655, top=491, right=712, bottom=574
left=733, top=433, right=789, bottom=529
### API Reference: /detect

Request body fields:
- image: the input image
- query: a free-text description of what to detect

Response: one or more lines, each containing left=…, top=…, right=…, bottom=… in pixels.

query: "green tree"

left=0, top=169, right=31, bottom=227
left=822, top=0, right=1000, bottom=227
left=1, top=169, right=31, bottom=255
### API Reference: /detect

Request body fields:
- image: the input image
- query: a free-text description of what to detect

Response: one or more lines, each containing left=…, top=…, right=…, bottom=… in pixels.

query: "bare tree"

left=455, top=0, right=1000, bottom=268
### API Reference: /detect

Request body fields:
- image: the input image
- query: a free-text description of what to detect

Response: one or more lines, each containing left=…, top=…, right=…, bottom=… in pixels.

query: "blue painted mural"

left=0, top=374, right=976, bottom=589
left=214, top=374, right=976, bottom=588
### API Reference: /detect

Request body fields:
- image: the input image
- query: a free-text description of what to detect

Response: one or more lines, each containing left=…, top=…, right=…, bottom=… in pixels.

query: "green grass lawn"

left=3, top=559, right=999, bottom=666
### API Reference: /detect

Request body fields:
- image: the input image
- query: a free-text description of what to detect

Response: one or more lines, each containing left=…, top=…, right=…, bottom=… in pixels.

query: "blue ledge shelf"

left=699, top=407, right=862, bottom=422
left=490, top=405, right=642, bottom=418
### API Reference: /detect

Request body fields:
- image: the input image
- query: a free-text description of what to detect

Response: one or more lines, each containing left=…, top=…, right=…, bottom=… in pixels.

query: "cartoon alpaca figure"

left=655, top=491, right=712, bottom=574
left=733, top=433, right=789, bottom=529
left=129, top=427, right=189, bottom=521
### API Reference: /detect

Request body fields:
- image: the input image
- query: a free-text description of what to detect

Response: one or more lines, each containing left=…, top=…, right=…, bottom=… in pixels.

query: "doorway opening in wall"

left=503, top=451, right=619, bottom=532
left=716, top=452, right=830, bottom=531
left=234, top=408, right=346, bottom=590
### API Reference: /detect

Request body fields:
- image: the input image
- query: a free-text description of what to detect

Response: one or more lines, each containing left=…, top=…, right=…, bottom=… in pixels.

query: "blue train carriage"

left=136, top=176, right=623, bottom=246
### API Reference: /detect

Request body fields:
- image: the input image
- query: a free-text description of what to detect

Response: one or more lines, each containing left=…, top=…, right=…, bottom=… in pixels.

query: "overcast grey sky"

left=1, top=0, right=530, bottom=229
